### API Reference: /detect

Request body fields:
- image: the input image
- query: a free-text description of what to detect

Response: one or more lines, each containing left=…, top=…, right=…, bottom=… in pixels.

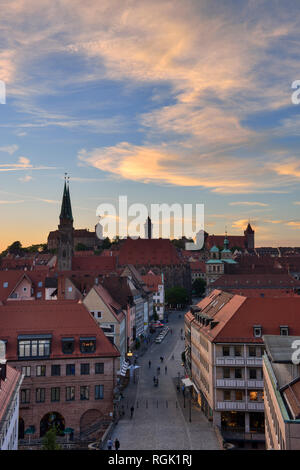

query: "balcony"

left=216, top=379, right=264, bottom=389
left=215, top=357, right=263, bottom=367
left=216, top=401, right=264, bottom=411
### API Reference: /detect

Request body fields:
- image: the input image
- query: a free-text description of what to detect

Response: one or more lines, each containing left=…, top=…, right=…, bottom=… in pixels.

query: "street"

left=109, top=310, right=220, bottom=450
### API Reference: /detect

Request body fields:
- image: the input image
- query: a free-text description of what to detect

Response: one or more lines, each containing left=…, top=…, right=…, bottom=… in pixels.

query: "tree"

left=42, top=427, right=61, bottom=450
left=192, top=278, right=206, bottom=296
left=165, top=286, right=189, bottom=307
left=102, top=237, right=112, bottom=249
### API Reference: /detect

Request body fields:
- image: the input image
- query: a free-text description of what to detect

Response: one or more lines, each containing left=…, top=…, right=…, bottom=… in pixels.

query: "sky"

left=0, top=0, right=300, bottom=250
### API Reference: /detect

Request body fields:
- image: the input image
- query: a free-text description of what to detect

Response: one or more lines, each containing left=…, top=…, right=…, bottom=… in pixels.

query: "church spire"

left=60, top=174, right=73, bottom=223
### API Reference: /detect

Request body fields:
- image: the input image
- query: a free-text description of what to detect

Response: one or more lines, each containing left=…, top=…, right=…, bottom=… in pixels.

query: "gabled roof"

left=0, top=300, right=119, bottom=360
left=91, top=284, right=124, bottom=322
left=186, top=290, right=300, bottom=344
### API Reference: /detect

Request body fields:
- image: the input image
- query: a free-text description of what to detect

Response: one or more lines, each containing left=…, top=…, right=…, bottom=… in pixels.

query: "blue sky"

left=0, top=0, right=300, bottom=249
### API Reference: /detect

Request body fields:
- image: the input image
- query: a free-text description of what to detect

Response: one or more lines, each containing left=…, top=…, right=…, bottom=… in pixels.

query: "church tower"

left=144, top=216, right=153, bottom=239
left=57, top=176, right=74, bottom=271
left=244, top=223, right=255, bottom=250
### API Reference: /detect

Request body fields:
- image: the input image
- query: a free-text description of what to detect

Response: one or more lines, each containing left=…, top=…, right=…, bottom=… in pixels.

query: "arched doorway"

left=18, top=417, right=24, bottom=439
left=40, top=412, right=65, bottom=437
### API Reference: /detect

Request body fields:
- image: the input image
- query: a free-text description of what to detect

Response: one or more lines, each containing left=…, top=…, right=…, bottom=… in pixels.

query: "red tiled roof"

left=0, top=300, right=119, bottom=360
left=190, top=261, right=206, bottom=272
left=206, top=235, right=246, bottom=250
left=141, top=273, right=163, bottom=292
left=118, top=238, right=182, bottom=266
left=71, top=255, right=117, bottom=272
left=92, top=285, right=124, bottom=322
left=211, top=273, right=300, bottom=289
left=48, top=229, right=96, bottom=240
left=0, top=365, right=22, bottom=422
left=188, top=290, right=300, bottom=343
left=283, top=380, right=300, bottom=419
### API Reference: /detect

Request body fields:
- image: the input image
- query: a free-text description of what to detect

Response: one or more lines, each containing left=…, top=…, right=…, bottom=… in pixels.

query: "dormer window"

left=253, top=325, right=262, bottom=338
left=280, top=326, right=289, bottom=336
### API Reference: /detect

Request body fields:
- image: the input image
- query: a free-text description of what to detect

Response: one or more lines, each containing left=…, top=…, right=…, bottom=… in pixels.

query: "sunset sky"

left=0, top=0, right=300, bottom=250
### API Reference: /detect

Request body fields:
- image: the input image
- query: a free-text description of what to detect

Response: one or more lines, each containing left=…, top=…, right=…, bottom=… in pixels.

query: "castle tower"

left=244, top=223, right=255, bottom=250
left=144, top=216, right=153, bottom=239
left=221, top=233, right=233, bottom=260
left=57, top=176, right=74, bottom=271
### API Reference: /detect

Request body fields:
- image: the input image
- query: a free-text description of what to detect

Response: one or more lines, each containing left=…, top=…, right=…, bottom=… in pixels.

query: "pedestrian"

left=172, top=354, right=174, bottom=360
left=181, top=328, right=183, bottom=334
left=153, top=375, right=156, bottom=383
left=176, top=384, right=180, bottom=392
left=130, top=406, right=134, bottom=419
left=157, top=366, right=160, bottom=375
left=160, top=356, right=164, bottom=363
left=149, top=360, right=151, bottom=368
left=107, top=438, right=113, bottom=450
left=165, top=366, right=167, bottom=374
left=114, top=438, right=120, bottom=451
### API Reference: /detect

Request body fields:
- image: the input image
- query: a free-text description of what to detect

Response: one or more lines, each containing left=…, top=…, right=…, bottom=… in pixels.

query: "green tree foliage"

left=42, top=428, right=61, bottom=450
left=165, top=286, right=189, bottom=307
left=192, top=278, right=206, bottom=296
left=75, top=243, right=90, bottom=251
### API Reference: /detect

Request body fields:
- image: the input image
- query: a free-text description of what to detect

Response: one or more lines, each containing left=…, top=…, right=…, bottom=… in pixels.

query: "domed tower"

left=57, top=176, right=74, bottom=271
left=221, top=234, right=232, bottom=259
left=244, top=223, right=255, bottom=250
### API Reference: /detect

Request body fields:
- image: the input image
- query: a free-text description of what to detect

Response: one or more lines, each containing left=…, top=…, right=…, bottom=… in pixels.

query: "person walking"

left=114, top=438, right=120, bottom=451
left=149, top=360, right=151, bottom=368
left=157, top=366, right=160, bottom=375
left=153, top=375, right=156, bottom=383
left=160, top=356, right=164, bottom=363
left=130, top=406, right=134, bottom=419
left=165, top=365, right=167, bottom=374
left=107, top=438, right=113, bottom=450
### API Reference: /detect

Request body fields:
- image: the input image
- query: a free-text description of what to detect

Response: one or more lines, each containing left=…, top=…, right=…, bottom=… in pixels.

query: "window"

left=51, top=365, right=61, bottom=376
left=249, top=391, right=258, bottom=401
left=223, top=346, right=230, bottom=357
left=66, top=386, right=75, bottom=401
left=223, top=368, right=230, bottom=379
left=91, top=311, right=102, bottom=319
left=235, top=390, right=243, bottom=401
left=235, top=368, right=242, bottom=379
left=248, top=346, right=256, bottom=357
left=280, top=326, right=289, bottom=336
left=51, top=387, right=60, bottom=402
left=80, top=338, right=96, bottom=353
left=95, top=385, right=104, bottom=400
left=81, top=363, right=90, bottom=375
left=80, top=386, right=89, bottom=400
left=22, top=366, right=31, bottom=377
left=36, top=292, right=42, bottom=299
left=36, top=388, right=45, bottom=403
left=95, top=363, right=104, bottom=374
left=66, top=364, right=75, bottom=376
left=253, top=326, right=262, bottom=338
left=23, top=287, right=27, bottom=292
left=21, top=389, right=30, bottom=404
left=224, top=390, right=231, bottom=401
left=38, top=281, right=43, bottom=287
left=18, top=337, right=51, bottom=359
left=3, top=282, right=8, bottom=288
left=68, top=286, right=73, bottom=292
left=249, top=369, right=257, bottom=380
left=234, top=346, right=242, bottom=357
left=36, top=365, right=46, bottom=377
left=62, top=338, right=74, bottom=354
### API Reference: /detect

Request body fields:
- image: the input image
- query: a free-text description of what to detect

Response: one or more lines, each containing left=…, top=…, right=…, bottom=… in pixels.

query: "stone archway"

left=40, top=411, right=65, bottom=437
left=80, top=409, right=103, bottom=434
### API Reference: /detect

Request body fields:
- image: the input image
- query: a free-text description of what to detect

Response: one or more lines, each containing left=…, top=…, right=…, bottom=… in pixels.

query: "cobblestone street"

left=109, top=311, right=220, bottom=450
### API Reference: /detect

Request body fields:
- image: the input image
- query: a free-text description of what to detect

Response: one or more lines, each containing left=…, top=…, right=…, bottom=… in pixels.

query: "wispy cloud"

left=229, top=201, right=269, bottom=207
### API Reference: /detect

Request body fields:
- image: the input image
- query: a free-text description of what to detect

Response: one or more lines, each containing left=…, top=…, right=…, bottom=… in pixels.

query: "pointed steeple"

left=60, top=175, right=73, bottom=223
